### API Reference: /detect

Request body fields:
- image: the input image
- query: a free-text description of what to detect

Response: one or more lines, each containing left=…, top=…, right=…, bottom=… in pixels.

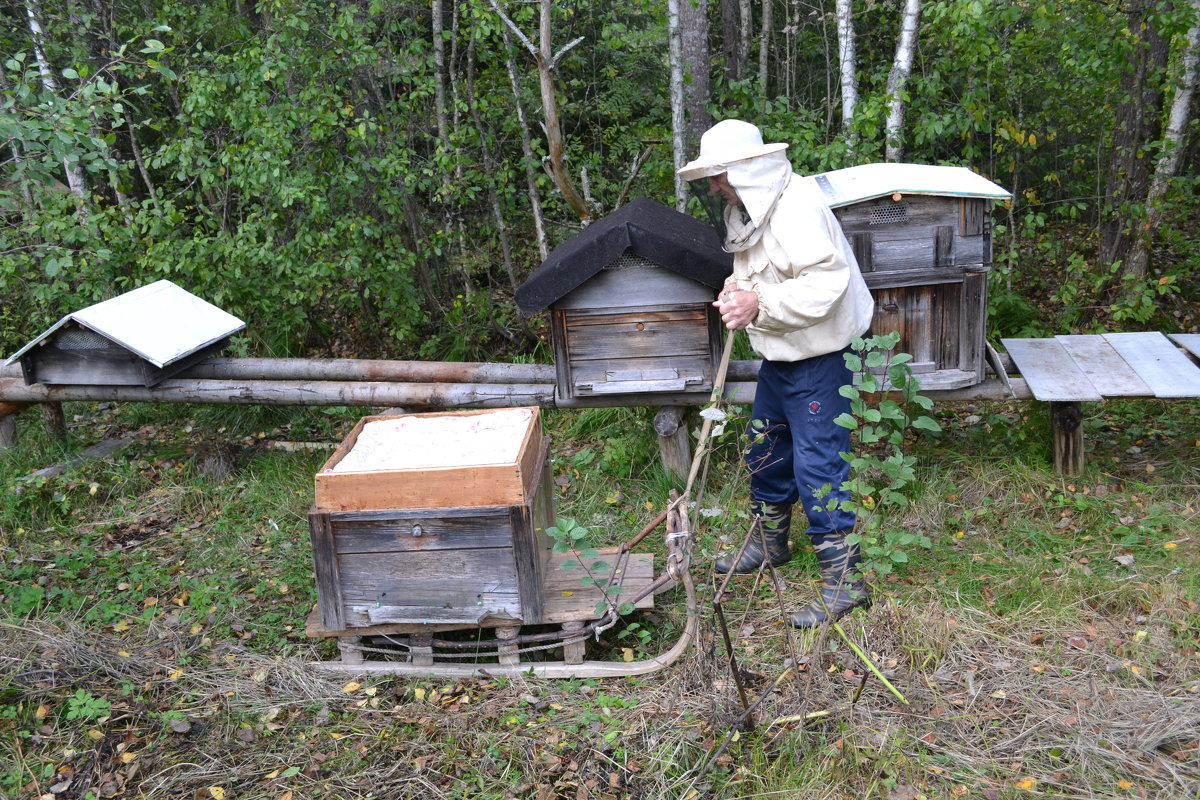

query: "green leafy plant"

left=65, top=690, right=111, bottom=722
left=546, top=517, right=634, bottom=618
left=831, top=332, right=940, bottom=577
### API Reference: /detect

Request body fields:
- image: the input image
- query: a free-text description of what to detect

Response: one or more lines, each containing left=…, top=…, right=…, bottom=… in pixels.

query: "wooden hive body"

left=551, top=253, right=725, bottom=402
left=309, top=408, right=554, bottom=631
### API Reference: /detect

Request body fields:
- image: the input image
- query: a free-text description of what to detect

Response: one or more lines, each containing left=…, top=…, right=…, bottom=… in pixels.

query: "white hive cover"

left=814, top=163, right=1011, bottom=208
left=327, top=408, right=535, bottom=473
left=4, top=280, right=245, bottom=368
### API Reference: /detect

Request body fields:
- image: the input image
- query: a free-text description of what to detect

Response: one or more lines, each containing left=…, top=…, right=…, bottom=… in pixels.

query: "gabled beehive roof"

left=5, top=280, right=245, bottom=368
left=815, top=163, right=1011, bottom=208
left=515, top=197, right=732, bottom=316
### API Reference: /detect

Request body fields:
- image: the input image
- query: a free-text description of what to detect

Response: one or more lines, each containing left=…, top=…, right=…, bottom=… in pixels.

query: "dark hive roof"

left=515, top=197, right=732, bottom=316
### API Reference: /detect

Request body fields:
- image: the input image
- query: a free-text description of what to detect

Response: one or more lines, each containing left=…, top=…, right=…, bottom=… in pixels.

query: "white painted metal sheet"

left=815, top=163, right=1011, bottom=208
left=5, top=280, right=245, bottom=368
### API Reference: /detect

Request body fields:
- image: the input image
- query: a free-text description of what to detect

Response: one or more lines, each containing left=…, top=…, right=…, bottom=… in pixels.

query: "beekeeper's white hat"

left=676, top=119, right=788, bottom=181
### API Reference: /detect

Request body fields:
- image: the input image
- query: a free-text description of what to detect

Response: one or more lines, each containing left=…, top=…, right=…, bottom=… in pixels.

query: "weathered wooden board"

left=1056, top=335, right=1152, bottom=397
left=1103, top=332, right=1200, bottom=398
left=326, top=506, right=519, bottom=553
left=565, top=310, right=711, bottom=360
left=1168, top=333, right=1200, bottom=361
left=1002, top=338, right=1103, bottom=402
left=339, top=547, right=523, bottom=625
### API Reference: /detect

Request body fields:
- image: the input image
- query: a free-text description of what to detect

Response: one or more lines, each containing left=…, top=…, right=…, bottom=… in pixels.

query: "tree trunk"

left=758, top=0, right=772, bottom=96
left=1121, top=0, right=1200, bottom=292
left=669, top=0, right=688, bottom=210
left=721, top=0, right=743, bottom=81
left=884, top=0, right=921, bottom=162
left=836, top=0, right=857, bottom=134
left=535, top=0, right=593, bottom=222
left=499, top=25, right=550, bottom=259
left=1100, top=1, right=1170, bottom=271
left=680, top=0, right=712, bottom=155
left=25, top=0, right=88, bottom=200
left=432, top=0, right=450, bottom=149
left=738, top=0, right=752, bottom=82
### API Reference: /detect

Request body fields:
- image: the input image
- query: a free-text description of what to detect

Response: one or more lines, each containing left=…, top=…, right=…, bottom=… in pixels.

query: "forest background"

left=2, top=0, right=1199, bottom=360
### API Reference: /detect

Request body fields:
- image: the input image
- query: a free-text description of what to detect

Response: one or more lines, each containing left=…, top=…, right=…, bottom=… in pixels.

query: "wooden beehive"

left=516, top=198, right=732, bottom=403
left=816, top=164, right=1011, bottom=389
left=309, top=408, right=554, bottom=631
left=4, top=280, right=244, bottom=387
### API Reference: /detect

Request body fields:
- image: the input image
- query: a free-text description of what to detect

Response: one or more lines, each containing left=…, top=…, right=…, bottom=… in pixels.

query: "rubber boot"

left=789, top=530, right=870, bottom=627
left=715, top=500, right=792, bottom=574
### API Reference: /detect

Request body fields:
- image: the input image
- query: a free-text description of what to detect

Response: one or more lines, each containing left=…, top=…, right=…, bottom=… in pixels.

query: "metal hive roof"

left=5, top=280, right=245, bottom=368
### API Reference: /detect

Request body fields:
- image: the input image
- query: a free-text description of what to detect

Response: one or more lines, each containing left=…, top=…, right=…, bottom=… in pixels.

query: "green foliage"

left=832, top=332, right=939, bottom=577
left=547, top=516, right=634, bottom=618
left=65, top=689, right=111, bottom=722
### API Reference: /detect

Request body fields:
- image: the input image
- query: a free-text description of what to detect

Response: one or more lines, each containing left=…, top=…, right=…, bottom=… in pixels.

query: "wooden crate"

left=314, top=407, right=545, bottom=511
left=309, top=408, right=554, bottom=630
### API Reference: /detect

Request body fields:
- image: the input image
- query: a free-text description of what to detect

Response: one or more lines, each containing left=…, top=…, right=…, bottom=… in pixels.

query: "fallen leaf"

left=1015, top=778, right=1037, bottom=791
left=1114, top=554, right=1135, bottom=566
left=209, top=788, right=226, bottom=800
left=341, top=681, right=361, bottom=693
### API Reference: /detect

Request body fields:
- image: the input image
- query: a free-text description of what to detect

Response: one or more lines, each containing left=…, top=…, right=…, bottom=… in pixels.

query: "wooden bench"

left=1002, top=332, right=1200, bottom=475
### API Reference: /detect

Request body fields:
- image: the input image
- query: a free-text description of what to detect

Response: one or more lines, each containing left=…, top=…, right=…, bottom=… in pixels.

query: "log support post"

left=41, top=402, right=66, bottom=441
left=0, top=401, right=30, bottom=450
left=496, top=624, right=520, bottom=666
left=338, top=636, right=364, bottom=666
left=1051, top=401, right=1084, bottom=476
left=410, top=632, right=434, bottom=667
left=561, top=619, right=585, bottom=665
left=653, top=406, right=691, bottom=482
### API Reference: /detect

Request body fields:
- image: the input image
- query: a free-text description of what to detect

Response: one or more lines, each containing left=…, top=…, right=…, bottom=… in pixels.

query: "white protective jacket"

left=722, top=152, right=875, bottom=362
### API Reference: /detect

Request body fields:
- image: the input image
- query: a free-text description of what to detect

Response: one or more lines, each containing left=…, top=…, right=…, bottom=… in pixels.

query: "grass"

left=0, top=397, right=1197, bottom=799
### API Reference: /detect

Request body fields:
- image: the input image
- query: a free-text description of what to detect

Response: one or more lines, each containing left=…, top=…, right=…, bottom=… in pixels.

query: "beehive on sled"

left=308, top=407, right=554, bottom=631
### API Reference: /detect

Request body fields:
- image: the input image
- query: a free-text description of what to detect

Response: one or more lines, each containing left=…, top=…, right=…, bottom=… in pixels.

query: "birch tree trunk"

left=758, top=0, right=772, bottom=96
left=668, top=0, right=688, bottom=210
left=25, top=0, right=88, bottom=200
left=884, top=0, right=921, bottom=162
left=499, top=25, right=550, bottom=259
left=835, top=0, right=857, bottom=134
left=1120, top=0, right=1200, bottom=291
left=432, top=0, right=450, bottom=149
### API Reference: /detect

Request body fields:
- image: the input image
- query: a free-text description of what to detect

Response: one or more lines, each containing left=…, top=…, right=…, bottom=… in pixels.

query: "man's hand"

left=714, top=288, right=759, bottom=330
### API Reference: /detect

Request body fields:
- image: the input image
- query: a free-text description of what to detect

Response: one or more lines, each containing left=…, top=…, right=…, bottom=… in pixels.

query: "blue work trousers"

left=745, top=349, right=857, bottom=536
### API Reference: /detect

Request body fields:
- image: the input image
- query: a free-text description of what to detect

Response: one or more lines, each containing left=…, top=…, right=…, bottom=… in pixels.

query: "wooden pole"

left=181, top=358, right=558, bottom=384
left=0, top=376, right=1031, bottom=409
left=1051, top=401, right=1085, bottom=476
left=653, top=406, right=692, bottom=482
left=0, top=414, right=15, bottom=449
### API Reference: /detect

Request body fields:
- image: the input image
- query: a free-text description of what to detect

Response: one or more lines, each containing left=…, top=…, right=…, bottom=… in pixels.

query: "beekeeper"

left=678, top=118, right=876, bottom=627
